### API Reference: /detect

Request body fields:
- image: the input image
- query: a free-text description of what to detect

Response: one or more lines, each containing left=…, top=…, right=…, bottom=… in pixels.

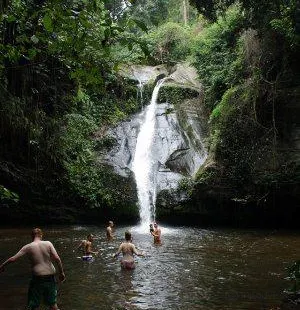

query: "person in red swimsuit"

left=114, top=231, right=144, bottom=269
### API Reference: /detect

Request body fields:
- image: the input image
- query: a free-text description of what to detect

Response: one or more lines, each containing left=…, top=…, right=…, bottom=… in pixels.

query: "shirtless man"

left=106, top=221, right=114, bottom=241
left=76, top=233, right=98, bottom=260
left=0, top=228, right=65, bottom=310
left=151, top=222, right=162, bottom=245
left=114, top=231, right=144, bottom=269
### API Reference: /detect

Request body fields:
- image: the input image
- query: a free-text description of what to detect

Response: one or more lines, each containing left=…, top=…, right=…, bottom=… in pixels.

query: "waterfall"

left=137, top=79, right=144, bottom=109
left=134, top=68, right=150, bottom=110
left=132, top=79, right=165, bottom=231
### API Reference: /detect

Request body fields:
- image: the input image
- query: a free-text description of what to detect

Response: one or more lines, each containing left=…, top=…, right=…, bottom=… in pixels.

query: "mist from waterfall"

left=132, top=79, right=165, bottom=232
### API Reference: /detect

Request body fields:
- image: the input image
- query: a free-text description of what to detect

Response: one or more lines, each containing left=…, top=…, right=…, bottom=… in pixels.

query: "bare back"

left=106, top=226, right=113, bottom=240
left=83, top=240, right=92, bottom=255
left=152, top=227, right=162, bottom=244
left=118, top=242, right=138, bottom=261
left=23, top=240, right=56, bottom=276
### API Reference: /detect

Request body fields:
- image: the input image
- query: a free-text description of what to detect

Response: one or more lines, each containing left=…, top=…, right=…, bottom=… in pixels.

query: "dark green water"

left=0, top=225, right=299, bottom=309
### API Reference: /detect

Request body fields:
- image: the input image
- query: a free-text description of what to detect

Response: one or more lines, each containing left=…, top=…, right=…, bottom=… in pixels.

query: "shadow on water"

left=0, top=225, right=300, bottom=309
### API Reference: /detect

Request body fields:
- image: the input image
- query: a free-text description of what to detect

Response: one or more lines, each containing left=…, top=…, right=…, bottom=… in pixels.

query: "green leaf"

left=28, top=48, right=37, bottom=59
left=43, top=13, right=53, bottom=32
left=139, top=42, right=149, bottom=56
left=104, top=28, right=111, bottom=40
left=79, top=13, right=90, bottom=28
left=132, top=19, right=148, bottom=32
left=7, top=15, right=16, bottom=23
left=0, top=185, right=19, bottom=203
left=111, top=25, right=124, bottom=33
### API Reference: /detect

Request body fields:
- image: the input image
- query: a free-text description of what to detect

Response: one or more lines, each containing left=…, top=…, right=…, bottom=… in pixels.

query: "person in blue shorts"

left=76, top=233, right=98, bottom=260
left=0, top=228, right=65, bottom=310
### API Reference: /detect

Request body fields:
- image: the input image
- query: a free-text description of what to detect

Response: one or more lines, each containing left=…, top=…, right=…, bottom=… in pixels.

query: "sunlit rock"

left=100, top=63, right=208, bottom=207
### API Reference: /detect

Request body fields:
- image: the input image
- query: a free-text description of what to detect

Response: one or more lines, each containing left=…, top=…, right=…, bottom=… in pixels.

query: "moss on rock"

left=158, top=85, right=200, bottom=105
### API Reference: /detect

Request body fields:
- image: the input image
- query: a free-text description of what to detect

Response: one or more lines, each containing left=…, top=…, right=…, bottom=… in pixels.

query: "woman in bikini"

left=114, top=231, right=144, bottom=269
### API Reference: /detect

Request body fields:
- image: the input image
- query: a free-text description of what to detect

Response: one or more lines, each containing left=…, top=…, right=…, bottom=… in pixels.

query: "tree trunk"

left=182, top=0, right=189, bottom=26
left=0, top=0, right=10, bottom=13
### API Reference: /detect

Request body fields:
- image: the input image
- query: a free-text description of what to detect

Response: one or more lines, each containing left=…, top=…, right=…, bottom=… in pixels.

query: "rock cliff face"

left=95, top=64, right=300, bottom=227
left=100, top=63, right=207, bottom=205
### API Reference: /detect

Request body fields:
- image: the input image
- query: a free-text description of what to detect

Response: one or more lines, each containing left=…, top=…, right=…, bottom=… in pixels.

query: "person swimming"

left=75, top=233, right=98, bottom=261
left=113, top=231, right=144, bottom=270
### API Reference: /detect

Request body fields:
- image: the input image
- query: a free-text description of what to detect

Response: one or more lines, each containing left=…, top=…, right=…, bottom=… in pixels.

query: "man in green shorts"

left=0, top=228, right=65, bottom=310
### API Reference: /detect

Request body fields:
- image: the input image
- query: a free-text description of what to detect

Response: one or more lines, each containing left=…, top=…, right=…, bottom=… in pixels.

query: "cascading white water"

left=137, top=79, right=144, bottom=109
left=132, top=79, right=165, bottom=231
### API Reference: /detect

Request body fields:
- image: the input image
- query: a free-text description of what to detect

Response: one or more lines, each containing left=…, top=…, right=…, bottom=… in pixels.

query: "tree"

left=183, top=0, right=189, bottom=26
left=189, top=0, right=233, bottom=20
left=0, top=0, right=144, bottom=212
left=104, top=0, right=129, bottom=21
left=124, top=0, right=170, bottom=26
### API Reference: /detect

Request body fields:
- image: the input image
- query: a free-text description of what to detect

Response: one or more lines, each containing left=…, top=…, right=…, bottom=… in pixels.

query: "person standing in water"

left=0, top=228, right=65, bottom=310
left=151, top=222, right=162, bottom=245
left=114, top=231, right=144, bottom=269
left=76, top=233, right=98, bottom=260
left=106, top=221, right=115, bottom=241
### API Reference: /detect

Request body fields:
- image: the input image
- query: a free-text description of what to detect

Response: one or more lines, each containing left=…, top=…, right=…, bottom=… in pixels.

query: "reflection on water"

left=0, top=226, right=300, bottom=309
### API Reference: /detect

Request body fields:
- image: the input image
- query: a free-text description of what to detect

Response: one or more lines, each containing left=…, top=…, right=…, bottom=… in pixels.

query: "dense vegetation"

left=0, top=0, right=299, bottom=225
left=189, top=1, right=300, bottom=216
left=0, top=0, right=146, bottom=223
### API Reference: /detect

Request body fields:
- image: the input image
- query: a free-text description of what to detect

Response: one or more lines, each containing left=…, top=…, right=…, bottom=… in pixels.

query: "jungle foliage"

left=0, top=0, right=145, bottom=219
left=189, top=0, right=300, bottom=205
left=0, top=0, right=299, bottom=222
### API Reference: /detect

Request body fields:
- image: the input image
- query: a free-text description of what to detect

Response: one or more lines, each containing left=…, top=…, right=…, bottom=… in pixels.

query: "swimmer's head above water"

left=31, top=228, right=43, bottom=240
left=87, top=234, right=94, bottom=242
left=108, top=221, right=114, bottom=227
left=125, top=231, right=132, bottom=242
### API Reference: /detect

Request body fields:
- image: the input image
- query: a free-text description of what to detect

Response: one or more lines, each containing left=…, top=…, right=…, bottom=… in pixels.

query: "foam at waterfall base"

left=131, top=223, right=178, bottom=235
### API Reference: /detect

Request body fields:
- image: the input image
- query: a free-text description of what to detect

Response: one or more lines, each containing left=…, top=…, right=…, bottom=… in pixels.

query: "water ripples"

left=1, top=226, right=300, bottom=309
